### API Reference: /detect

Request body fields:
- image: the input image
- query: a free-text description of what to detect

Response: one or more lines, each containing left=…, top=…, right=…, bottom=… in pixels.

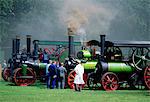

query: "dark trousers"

left=46, top=74, right=51, bottom=89
left=47, top=74, right=56, bottom=89
left=51, top=77, right=56, bottom=89
left=58, top=77, right=65, bottom=89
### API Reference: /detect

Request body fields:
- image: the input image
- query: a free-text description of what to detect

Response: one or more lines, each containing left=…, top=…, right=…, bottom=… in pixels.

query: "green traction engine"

left=65, top=34, right=150, bottom=90
left=87, top=35, right=150, bottom=91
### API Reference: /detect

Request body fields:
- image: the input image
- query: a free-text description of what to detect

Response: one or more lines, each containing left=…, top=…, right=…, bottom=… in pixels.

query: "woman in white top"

left=74, top=60, right=85, bottom=91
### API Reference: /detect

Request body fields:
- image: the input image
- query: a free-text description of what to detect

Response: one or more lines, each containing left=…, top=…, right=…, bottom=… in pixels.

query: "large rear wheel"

left=144, top=66, right=150, bottom=89
left=13, top=68, right=36, bottom=86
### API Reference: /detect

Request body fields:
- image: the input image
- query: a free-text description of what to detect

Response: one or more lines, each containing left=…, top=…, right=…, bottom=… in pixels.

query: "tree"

left=0, top=0, right=33, bottom=60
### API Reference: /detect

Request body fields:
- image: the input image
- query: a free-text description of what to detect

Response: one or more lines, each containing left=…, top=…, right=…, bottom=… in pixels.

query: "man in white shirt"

left=74, top=59, right=85, bottom=92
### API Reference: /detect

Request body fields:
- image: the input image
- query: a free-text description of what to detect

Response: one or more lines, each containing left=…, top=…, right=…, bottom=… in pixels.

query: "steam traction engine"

left=2, top=34, right=77, bottom=86
left=87, top=35, right=150, bottom=90
left=2, top=35, right=52, bottom=86
left=65, top=32, right=150, bottom=90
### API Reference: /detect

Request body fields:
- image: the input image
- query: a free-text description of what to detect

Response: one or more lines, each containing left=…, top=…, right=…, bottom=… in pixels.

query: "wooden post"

left=0, top=64, right=2, bottom=80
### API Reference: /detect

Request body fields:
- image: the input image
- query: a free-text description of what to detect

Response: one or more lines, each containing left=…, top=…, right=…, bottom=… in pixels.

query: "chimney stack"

left=68, top=28, right=75, bottom=58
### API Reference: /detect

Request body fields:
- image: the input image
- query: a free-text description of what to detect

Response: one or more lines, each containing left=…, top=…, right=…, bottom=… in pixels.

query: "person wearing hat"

left=73, top=59, right=85, bottom=92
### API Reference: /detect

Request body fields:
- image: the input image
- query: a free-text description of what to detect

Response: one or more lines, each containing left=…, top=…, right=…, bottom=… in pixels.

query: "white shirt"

left=74, top=64, right=85, bottom=84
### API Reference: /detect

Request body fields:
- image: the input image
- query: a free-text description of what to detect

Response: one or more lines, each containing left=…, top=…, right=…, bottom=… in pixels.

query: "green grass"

left=0, top=80, right=150, bottom=102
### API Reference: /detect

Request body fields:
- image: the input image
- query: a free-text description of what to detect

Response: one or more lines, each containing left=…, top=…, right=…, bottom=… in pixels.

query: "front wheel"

left=101, top=72, right=119, bottom=91
left=2, top=67, right=11, bottom=81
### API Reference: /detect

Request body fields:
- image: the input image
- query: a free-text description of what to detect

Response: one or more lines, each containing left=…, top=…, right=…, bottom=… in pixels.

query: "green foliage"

left=0, top=0, right=33, bottom=43
left=0, top=0, right=14, bottom=16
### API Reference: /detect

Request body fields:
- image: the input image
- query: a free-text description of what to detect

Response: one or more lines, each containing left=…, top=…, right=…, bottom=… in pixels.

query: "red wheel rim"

left=13, top=68, right=36, bottom=86
left=144, top=66, right=150, bottom=89
left=67, top=70, right=88, bottom=89
left=101, top=72, right=119, bottom=91
left=2, top=68, right=11, bottom=81
left=67, top=70, right=76, bottom=89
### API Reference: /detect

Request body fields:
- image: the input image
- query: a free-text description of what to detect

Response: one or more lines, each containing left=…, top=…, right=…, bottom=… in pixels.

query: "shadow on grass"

left=6, top=83, right=16, bottom=86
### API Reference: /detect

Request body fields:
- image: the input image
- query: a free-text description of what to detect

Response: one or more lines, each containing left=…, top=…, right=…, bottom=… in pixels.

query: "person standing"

left=74, top=60, right=85, bottom=92
left=2, top=60, right=7, bottom=70
left=46, top=60, right=52, bottom=89
left=38, top=48, right=43, bottom=62
left=49, top=61, right=57, bottom=89
left=43, top=48, right=50, bottom=64
left=58, top=63, right=67, bottom=89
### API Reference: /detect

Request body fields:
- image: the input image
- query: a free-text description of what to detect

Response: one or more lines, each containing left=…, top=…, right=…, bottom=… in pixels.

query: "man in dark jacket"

left=49, top=61, right=57, bottom=89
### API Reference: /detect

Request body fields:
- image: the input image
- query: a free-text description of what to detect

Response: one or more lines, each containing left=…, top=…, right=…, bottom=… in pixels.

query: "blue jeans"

left=46, top=73, right=51, bottom=89
left=51, top=77, right=56, bottom=89
left=58, top=77, right=65, bottom=89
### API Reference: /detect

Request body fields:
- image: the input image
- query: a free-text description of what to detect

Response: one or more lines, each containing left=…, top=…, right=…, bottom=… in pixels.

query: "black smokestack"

left=12, top=39, right=16, bottom=57
left=68, top=28, right=75, bottom=58
left=16, top=35, right=20, bottom=54
left=26, top=35, right=31, bottom=56
left=100, top=35, right=105, bottom=57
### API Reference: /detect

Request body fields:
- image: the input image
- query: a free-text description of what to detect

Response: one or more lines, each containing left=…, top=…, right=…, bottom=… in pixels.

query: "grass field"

left=0, top=80, right=150, bottom=102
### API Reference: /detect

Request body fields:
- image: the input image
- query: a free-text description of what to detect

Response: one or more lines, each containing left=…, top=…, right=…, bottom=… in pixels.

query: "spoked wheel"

left=87, top=72, right=101, bottom=90
left=132, top=48, right=150, bottom=71
left=13, top=68, right=36, bottom=86
left=101, top=72, right=119, bottom=91
left=67, top=70, right=87, bottom=89
left=144, top=66, right=150, bottom=89
left=2, top=67, right=11, bottom=81
left=67, top=70, right=76, bottom=89
left=129, top=73, right=146, bottom=90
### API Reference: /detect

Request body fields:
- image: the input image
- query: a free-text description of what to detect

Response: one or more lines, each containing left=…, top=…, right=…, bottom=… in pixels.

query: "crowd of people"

left=46, top=60, right=67, bottom=89
left=38, top=48, right=67, bottom=89
left=38, top=48, right=85, bottom=91
left=1, top=47, right=85, bottom=92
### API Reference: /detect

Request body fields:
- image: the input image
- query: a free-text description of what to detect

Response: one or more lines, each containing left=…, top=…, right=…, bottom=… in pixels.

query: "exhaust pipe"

left=16, top=35, right=20, bottom=54
left=100, top=35, right=105, bottom=57
left=26, top=35, right=31, bottom=56
left=12, top=39, right=16, bottom=58
left=68, top=28, right=75, bottom=58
